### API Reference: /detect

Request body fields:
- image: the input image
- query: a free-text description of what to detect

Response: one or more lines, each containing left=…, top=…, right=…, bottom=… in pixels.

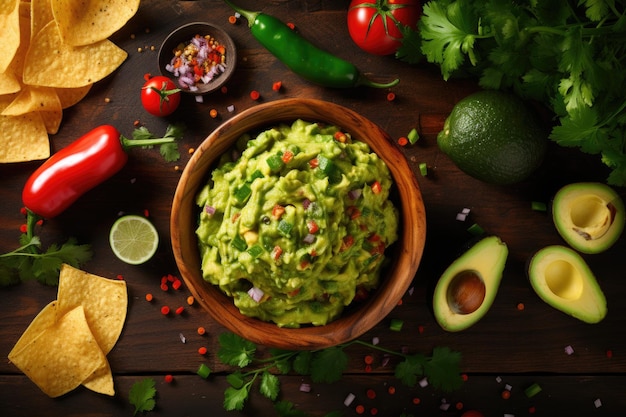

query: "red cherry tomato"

left=347, top=0, right=421, bottom=56
left=141, top=75, right=181, bottom=117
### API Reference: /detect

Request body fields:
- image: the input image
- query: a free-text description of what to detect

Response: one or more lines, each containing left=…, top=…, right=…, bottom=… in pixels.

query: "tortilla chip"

left=22, top=21, right=128, bottom=88
left=82, top=360, right=114, bottom=396
left=0, top=70, right=21, bottom=95
left=2, top=85, right=61, bottom=116
left=30, top=0, right=53, bottom=39
left=51, top=0, right=140, bottom=46
left=0, top=1, right=20, bottom=74
left=8, top=301, right=57, bottom=358
left=0, top=111, right=50, bottom=162
left=56, top=84, right=93, bottom=109
left=57, top=264, right=128, bottom=354
left=8, top=306, right=108, bottom=398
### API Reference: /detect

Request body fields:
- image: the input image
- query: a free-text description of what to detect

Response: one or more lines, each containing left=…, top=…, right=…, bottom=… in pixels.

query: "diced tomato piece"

left=272, top=204, right=285, bottom=219
left=371, top=181, right=382, bottom=194
left=307, top=220, right=319, bottom=234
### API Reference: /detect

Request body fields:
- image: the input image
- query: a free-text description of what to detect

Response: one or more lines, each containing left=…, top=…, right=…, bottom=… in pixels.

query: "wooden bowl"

left=158, top=22, right=236, bottom=95
left=171, top=98, right=426, bottom=349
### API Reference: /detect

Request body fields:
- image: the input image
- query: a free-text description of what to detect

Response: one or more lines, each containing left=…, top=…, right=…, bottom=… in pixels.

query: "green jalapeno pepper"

left=224, top=0, right=399, bottom=88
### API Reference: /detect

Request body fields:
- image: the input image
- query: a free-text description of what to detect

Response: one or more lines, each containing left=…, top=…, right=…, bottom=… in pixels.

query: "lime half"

left=109, top=215, right=159, bottom=265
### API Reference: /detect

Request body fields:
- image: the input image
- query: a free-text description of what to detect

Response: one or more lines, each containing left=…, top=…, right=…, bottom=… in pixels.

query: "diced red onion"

left=348, top=189, right=362, bottom=200
left=247, top=286, right=264, bottom=302
left=303, top=198, right=311, bottom=210
left=204, top=205, right=216, bottom=215
left=343, top=393, right=356, bottom=407
left=303, top=233, right=316, bottom=244
left=299, top=383, right=311, bottom=393
left=418, top=377, right=429, bottom=387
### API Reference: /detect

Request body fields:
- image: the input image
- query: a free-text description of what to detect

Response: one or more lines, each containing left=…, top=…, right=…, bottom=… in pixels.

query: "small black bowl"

left=158, top=22, right=237, bottom=95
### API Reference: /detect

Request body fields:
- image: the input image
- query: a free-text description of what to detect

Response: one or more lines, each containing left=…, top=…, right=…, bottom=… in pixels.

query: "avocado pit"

left=447, top=270, right=486, bottom=314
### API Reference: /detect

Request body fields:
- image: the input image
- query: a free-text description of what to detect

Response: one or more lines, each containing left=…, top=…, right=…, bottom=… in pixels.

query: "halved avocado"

left=552, top=182, right=624, bottom=254
left=527, top=245, right=606, bottom=323
left=433, top=236, right=508, bottom=332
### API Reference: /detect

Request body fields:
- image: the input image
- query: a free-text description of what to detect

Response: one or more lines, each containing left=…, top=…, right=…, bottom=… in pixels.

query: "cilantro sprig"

left=216, top=332, right=463, bottom=413
left=125, top=123, right=185, bottom=162
left=129, top=378, right=157, bottom=415
left=0, top=212, right=92, bottom=287
left=401, top=0, right=626, bottom=185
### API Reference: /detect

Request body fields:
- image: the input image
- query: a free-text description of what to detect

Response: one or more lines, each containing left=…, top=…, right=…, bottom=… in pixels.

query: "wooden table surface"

left=2, top=1, right=625, bottom=416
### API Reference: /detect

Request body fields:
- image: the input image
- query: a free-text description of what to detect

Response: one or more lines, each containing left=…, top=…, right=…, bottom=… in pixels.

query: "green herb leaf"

left=224, top=384, right=251, bottom=411
left=217, top=332, right=256, bottom=367
left=292, top=350, right=313, bottom=375
left=259, top=371, right=280, bottom=401
left=423, top=346, right=464, bottom=392
left=275, top=400, right=309, bottom=417
left=395, top=26, right=423, bottom=64
left=129, top=378, right=157, bottom=415
left=394, top=353, right=426, bottom=387
left=309, top=347, right=347, bottom=383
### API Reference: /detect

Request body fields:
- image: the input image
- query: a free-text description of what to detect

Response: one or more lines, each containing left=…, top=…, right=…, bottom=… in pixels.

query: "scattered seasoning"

left=228, top=15, right=238, bottom=24
left=209, top=108, right=218, bottom=118
left=160, top=282, right=169, bottom=291
left=344, top=393, right=356, bottom=407
left=419, top=162, right=428, bottom=176
left=179, top=333, right=186, bottom=343
left=272, top=81, right=282, bottom=91
left=387, top=386, right=396, bottom=395
left=371, top=337, right=380, bottom=345
left=164, top=374, right=174, bottom=383
left=197, top=363, right=211, bottom=379
left=227, top=104, right=235, bottom=112
left=187, top=295, right=195, bottom=305
left=389, top=318, right=404, bottom=331
left=516, top=302, right=525, bottom=311
left=198, top=346, right=208, bottom=355
left=221, top=86, right=228, bottom=94
left=370, top=407, right=378, bottom=415
left=197, top=326, right=206, bottom=335
left=160, top=306, right=170, bottom=315
left=116, top=274, right=124, bottom=280
left=286, top=22, right=296, bottom=30
left=366, top=388, right=376, bottom=399
left=594, top=398, right=603, bottom=408
left=104, top=97, right=111, bottom=103
left=175, top=306, right=185, bottom=315
left=531, top=201, right=547, bottom=212
left=364, top=364, right=372, bottom=373
left=172, top=278, right=183, bottom=290
left=188, top=148, right=195, bottom=154
left=412, top=397, right=421, bottom=405
left=606, top=349, right=613, bottom=358
left=19, top=224, right=27, bottom=233
left=455, top=401, right=463, bottom=410
left=249, top=90, right=260, bottom=100
left=407, top=128, right=419, bottom=144
left=461, top=373, right=468, bottom=381
left=418, top=325, right=425, bottom=334
left=418, top=377, right=429, bottom=388
left=528, top=406, right=537, bottom=414
left=145, top=293, right=153, bottom=302
left=355, top=404, right=365, bottom=414
left=564, top=345, right=574, bottom=355
left=299, top=383, right=311, bottom=392
left=501, top=389, right=511, bottom=399
left=364, top=355, right=374, bottom=365
left=386, top=92, right=396, bottom=101
left=397, top=137, right=408, bottom=146
left=524, top=382, right=542, bottom=398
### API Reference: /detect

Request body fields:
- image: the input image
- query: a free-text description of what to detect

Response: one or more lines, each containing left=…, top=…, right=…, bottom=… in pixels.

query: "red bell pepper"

left=22, top=124, right=181, bottom=219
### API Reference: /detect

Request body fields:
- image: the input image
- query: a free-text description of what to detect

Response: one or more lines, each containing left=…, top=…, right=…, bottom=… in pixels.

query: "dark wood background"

left=1, top=1, right=625, bottom=416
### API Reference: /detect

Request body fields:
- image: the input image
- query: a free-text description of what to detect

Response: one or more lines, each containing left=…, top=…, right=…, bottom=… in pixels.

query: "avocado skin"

left=433, top=236, right=508, bottom=332
left=527, top=245, right=607, bottom=324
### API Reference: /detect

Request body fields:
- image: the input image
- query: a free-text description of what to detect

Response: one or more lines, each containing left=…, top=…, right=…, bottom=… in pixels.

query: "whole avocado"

left=437, top=90, right=548, bottom=185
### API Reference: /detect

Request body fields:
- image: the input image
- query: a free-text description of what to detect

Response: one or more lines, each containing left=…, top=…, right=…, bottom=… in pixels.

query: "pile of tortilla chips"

left=0, top=0, right=140, bottom=163
left=8, top=264, right=128, bottom=397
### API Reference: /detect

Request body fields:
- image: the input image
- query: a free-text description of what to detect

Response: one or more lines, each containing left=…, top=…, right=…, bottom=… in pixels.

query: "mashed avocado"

left=195, top=119, right=398, bottom=327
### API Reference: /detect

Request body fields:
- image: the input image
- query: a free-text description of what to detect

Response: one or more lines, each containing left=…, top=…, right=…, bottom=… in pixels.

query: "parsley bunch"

left=404, top=0, right=626, bottom=185
left=216, top=332, right=463, bottom=413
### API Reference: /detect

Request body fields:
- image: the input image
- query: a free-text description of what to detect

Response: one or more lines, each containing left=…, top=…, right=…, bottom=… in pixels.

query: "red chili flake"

left=228, top=15, right=237, bottom=24
left=528, top=406, right=537, bottom=414
left=517, top=302, right=525, bottom=311
left=209, top=109, right=218, bottom=118
left=461, top=373, right=469, bottom=381
left=341, top=235, right=355, bottom=251
left=364, top=364, right=372, bottom=373
left=366, top=388, right=376, bottom=399
left=143, top=208, right=150, bottom=217
left=370, top=408, right=378, bottom=415
left=20, top=207, right=27, bottom=215
left=364, top=355, right=374, bottom=365
left=198, top=346, right=208, bottom=355
left=606, top=349, right=613, bottom=358
left=160, top=282, right=169, bottom=292
left=197, top=326, right=206, bottom=335
left=412, top=397, right=421, bottom=405
left=172, top=279, right=183, bottom=290
left=387, top=386, right=396, bottom=395
left=287, top=22, right=296, bottom=30
left=281, top=150, right=294, bottom=164
left=167, top=274, right=175, bottom=282
left=397, top=137, right=408, bottom=146
left=187, top=295, right=195, bottom=305
left=455, top=401, right=464, bottom=410
left=249, top=90, right=260, bottom=100
left=164, top=374, right=174, bottom=383
left=334, top=131, right=347, bottom=143
left=272, top=81, right=282, bottom=91
left=19, top=224, right=27, bottom=233
left=175, top=306, right=185, bottom=315
left=221, top=86, right=228, bottom=94
left=160, top=306, right=170, bottom=315
left=145, top=293, right=153, bottom=302
left=355, top=404, right=365, bottom=415
left=143, top=73, right=151, bottom=81
left=36, top=219, right=44, bottom=226
left=397, top=298, right=403, bottom=306
left=501, top=389, right=511, bottom=400
left=116, top=274, right=124, bottom=280
left=418, top=325, right=425, bottom=334
left=386, top=92, right=396, bottom=101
